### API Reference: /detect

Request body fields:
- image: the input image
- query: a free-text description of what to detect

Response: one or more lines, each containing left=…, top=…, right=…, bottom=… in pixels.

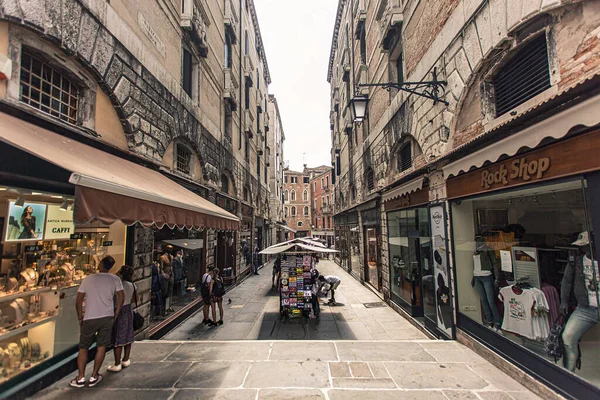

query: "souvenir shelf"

left=279, top=255, right=315, bottom=319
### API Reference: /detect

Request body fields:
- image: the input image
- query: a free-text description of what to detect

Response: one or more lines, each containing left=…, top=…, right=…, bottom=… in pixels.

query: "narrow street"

left=35, top=261, right=542, bottom=400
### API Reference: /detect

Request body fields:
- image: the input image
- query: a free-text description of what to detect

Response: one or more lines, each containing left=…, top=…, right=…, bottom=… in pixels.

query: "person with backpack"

left=210, top=268, right=226, bottom=325
left=201, top=269, right=215, bottom=326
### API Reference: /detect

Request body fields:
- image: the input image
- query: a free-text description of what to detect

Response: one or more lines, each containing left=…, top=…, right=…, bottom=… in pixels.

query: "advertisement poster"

left=430, top=205, right=452, bottom=336
left=4, top=201, right=46, bottom=242
left=44, top=205, right=75, bottom=240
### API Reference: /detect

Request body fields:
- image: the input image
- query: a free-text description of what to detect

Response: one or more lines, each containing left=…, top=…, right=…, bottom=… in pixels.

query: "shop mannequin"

left=560, top=231, right=599, bottom=372
left=471, top=236, right=502, bottom=331
left=160, top=249, right=174, bottom=312
left=172, top=250, right=187, bottom=297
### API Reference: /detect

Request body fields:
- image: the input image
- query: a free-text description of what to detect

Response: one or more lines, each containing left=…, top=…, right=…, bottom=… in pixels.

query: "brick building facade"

left=283, top=169, right=312, bottom=237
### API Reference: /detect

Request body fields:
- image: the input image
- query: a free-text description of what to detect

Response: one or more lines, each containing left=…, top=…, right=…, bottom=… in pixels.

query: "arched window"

left=297, top=221, right=303, bottom=227
left=175, top=143, right=193, bottom=175
left=304, top=206, right=309, bottom=216
left=398, top=143, right=412, bottom=172
left=303, top=190, right=308, bottom=201
left=291, top=190, right=296, bottom=201
left=284, top=207, right=288, bottom=217
left=291, top=206, right=297, bottom=216
left=221, top=174, right=229, bottom=194
left=284, top=190, right=289, bottom=202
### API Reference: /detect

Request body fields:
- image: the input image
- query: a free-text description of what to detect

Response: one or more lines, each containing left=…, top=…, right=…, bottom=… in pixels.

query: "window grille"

left=493, top=35, right=551, bottom=117
left=176, top=144, right=192, bottom=175
left=20, top=51, right=78, bottom=124
left=398, top=143, right=412, bottom=172
left=366, top=168, right=375, bottom=191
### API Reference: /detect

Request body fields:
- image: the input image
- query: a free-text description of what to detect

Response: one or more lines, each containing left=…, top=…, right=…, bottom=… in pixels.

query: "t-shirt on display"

left=78, top=273, right=124, bottom=320
left=582, top=256, right=599, bottom=307
left=499, top=286, right=536, bottom=339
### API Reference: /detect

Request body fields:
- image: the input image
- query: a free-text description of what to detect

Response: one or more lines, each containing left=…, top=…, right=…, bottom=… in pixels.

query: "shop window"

left=398, top=143, right=412, bottom=172
left=303, top=190, right=308, bottom=201
left=175, top=144, right=192, bottom=175
left=291, top=206, right=296, bottom=216
left=182, top=46, right=198, bottom=99
left=304, top=206, right=309, bottom=216
left=20, top=51, right=79, bottom=124
left=493, top=34, right=551, bottom=117
left=298, top=221, right=303, bottom=227
left=451, top=179, right=599, bottom=389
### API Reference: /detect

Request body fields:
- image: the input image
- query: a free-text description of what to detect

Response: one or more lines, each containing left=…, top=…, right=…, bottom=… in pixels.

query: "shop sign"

left=448, top=129, right=600, bottom=198
left=481, top=157, right=550, bottom=190
left=44, top=205, right=75, bottom=240
left=430, top=205, right=452, bottom=337
left=384, top=187, right=429, bottom=211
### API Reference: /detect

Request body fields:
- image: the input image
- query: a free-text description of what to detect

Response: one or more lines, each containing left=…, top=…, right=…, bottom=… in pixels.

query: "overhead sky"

left=254, top=0, right=338, bottom=172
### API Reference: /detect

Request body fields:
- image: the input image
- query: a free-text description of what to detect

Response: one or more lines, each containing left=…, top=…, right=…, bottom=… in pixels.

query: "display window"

left=387, top=208, right=430, bottom=315
left=0, top=187, right=126, bottom=384
left=451, top=179, right=599, bottom=389
left=349, top=225, right=361, bottom=277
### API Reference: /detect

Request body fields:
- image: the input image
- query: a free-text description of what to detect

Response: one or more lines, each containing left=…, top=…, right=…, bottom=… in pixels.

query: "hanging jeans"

left=473, top=275, right=502, bottom=328
left=562, top=305, right=598, bottom=371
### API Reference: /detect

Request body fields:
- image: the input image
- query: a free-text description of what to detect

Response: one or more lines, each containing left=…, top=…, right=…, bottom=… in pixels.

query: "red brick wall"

left=310, top=171, right=333, bottom=230
left=283, top=172, right=311, bottom=233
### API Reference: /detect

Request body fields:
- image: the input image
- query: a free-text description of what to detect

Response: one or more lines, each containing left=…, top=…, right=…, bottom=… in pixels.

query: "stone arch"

left=386, top=135, right=422, bottom=178
left=220, top=169, right=237, bottom=197
left=162, top=136, right=207, bottom=182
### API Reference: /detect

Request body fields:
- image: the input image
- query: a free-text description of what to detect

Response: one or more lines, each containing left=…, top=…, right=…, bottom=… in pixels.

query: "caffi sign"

left=44, top=205, right=75, bottom=240
left=481, top=157, right=550, bottom=190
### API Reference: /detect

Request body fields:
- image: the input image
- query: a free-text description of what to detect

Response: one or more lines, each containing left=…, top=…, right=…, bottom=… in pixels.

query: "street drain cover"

left=364, top=302, right=387, bottom=308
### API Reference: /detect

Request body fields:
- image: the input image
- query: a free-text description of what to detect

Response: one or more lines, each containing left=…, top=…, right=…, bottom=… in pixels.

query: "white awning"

left=382, top=177, right=424, bottom=202
left=275, top=223, right=297, bottom=233
left=443, top=94, right=600, bottom=178
left=0, top=112, right=239, bottom=230
left=260, top=239, right=339, bottom=255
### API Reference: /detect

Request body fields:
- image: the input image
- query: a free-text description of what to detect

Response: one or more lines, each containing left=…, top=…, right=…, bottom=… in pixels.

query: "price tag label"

left=24, top=245, right=43, bottom=252
left=103, top=241, right=113, bottom=246
left=70, top=233, right=83, bottom=240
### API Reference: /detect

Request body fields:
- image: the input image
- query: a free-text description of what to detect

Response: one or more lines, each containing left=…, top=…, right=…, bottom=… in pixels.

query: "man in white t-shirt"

left=70, top=256, right=124, bottom=388
left=318, top=275, right=341, bottom=304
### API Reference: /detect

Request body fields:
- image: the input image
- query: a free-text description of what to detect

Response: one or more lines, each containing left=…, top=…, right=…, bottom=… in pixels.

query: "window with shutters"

left=175, top=144, right=192, bottom=175
left=398, top=143, right=412, bottom=172
left=493, top=35, right=551, bottom=117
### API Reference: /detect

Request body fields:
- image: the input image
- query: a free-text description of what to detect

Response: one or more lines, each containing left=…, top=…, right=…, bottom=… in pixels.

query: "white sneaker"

left=107, top=364, right=122, bottom=372
left=122, top=359, right=131, bottom=368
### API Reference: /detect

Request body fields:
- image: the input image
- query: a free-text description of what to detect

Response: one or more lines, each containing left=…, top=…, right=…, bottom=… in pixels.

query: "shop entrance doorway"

left=364, top=227, right=381, bottom=291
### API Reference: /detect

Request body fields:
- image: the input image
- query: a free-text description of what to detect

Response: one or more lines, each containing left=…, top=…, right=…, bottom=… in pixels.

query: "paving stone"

left=34, top=388, right=173, bottom=400
left=349, top=362, right=372, bottom=378
left=368, top=363, right=391, bottom=379
left=270, top=342, right=337, bottom=361
left=329, top=362, right=351, bottom=378
left=328, top=390, right=448, bottom=400
left=336, top=341, right=435, bottom=362
left=332, top=378, right=397, bottom=388
left=176, top=361, right=251, bottom=388
left=442, top=390, right=480, bottom=400
left=244, top=361, right=329, bottom=388
left=167, top=342, right=271, bottom=361
left=129, top=342, right=182, bottom=361
left=425, top=348, right=487, bottom=364
left=100, top=362, right=192, bottom=388
left=173, top=389, right=257, bottom=400
left=468, top=363, right=527, bottom=391
left=385, top=363, right=488, bottom=389
left=476, top=392, right=514, bottom=400
left=258, top=389, right=325, bottom=399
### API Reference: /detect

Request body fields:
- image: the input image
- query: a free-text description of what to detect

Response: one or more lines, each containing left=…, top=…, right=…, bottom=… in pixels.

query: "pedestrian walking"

left=108, top=265, right=138, bottom=372
left=318, top=275, right=341, bottom=304
left=272, top=255, right=282, bottom=289
left=71, top=256, right=124, bottom=388
left=201, top=268, right=215, bottom=326
left=253, top=246, right=261, bottom=275
left=210, top=268, right=226, bottom=325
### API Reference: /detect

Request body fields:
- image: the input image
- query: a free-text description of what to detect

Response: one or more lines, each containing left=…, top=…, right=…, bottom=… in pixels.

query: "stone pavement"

left=163, top=259, right=428, bottom=340
left=35, top=340, right=542, bottom=399
left=33, top=260, right=543, bottom=400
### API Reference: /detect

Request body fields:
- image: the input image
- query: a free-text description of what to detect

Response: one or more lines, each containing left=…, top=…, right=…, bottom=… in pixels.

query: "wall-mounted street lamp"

left=350, top=68, right=448, bottom=123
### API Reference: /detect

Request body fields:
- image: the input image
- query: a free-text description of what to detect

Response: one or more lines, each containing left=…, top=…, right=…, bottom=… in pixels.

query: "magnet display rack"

left=279, top=254, right=314, bottom=319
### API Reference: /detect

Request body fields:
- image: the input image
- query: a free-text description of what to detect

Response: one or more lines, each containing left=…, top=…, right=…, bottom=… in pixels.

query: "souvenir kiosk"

left=260, top=238, right=338, bottom=319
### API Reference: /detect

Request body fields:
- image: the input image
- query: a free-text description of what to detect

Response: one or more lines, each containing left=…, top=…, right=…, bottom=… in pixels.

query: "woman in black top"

left=19, top=206, right=37, bottom=239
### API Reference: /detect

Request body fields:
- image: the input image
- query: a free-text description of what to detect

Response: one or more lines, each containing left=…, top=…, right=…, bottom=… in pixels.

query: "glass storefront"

left=0, top=187, right=126, bottom=385
left=349, top=224, right=361, bottom=278
left=365, top=227, right=379, bottom=289
left=451, top=179, right=599, bottom=389
left=387, top=207, right=430, bottom=316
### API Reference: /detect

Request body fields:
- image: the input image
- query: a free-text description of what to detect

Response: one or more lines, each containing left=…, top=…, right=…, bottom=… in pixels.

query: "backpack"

left=201, top=274, right=211, bottom=297
left=213, top=278, right=225, bottom=297
left=544, top=316, right=566, bottom=362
